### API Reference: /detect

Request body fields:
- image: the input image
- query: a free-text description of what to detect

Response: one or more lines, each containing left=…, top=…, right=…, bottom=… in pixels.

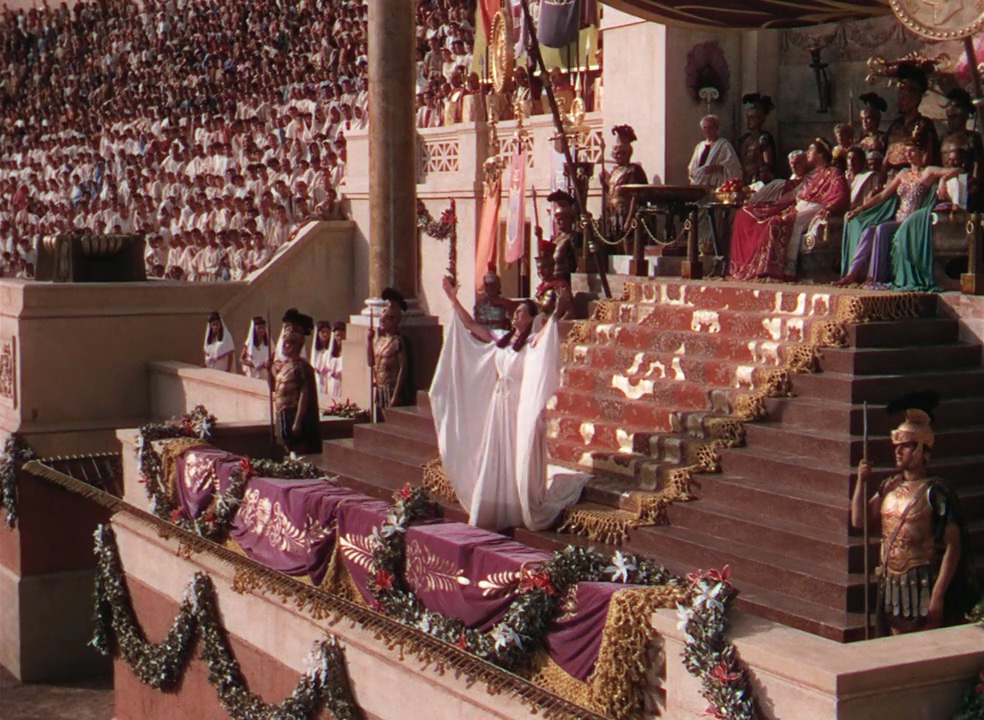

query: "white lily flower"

left=605, top=551, right=637, bottom=583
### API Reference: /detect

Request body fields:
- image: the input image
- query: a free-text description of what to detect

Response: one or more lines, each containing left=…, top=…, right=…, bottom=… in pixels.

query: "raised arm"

left=442, top=276, right=495, bottom=343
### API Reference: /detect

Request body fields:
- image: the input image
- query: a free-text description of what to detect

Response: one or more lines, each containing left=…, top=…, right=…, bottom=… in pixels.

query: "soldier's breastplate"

left=881, top=486, right=936, bottom=574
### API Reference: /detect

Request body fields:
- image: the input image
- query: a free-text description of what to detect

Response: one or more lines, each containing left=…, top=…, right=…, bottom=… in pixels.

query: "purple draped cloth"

left=170, top=442, right=648, bottom=684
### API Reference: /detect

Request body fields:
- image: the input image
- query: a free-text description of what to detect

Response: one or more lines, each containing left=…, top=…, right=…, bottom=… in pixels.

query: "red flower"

left=707, top=566, right=732, bottom=588
left=368, top=598, right=382, bottom=613
left=203, top=509, right=216, bottom=524
left=454, top=633, right=468, bottom=650
left=396, top=483, right=413, bottom=501
left=708, top=661, right=741, bottom=684
left=181, top=419, right=195, bottom=434
left=239, top=457, right=255, bottom=479
left=519, top=569, right=556, bottom=596
left=169, top=507, right=184, bottom=522
left=371, top=569, right=394, bottom=591
left=703, top=704, right=726, bottom=719
left=687, top=569, right=705, bottom=586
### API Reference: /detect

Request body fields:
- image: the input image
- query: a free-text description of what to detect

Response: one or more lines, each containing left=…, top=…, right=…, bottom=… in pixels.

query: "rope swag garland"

left=677, top=567, right=757, bottom=720
left=92, top=524, right=361, bottom=720
left=0, top=433, right=35, bottom=529
left=366, top=485, right=684, bottom=684
left=416, top=199, right=458, bottom=286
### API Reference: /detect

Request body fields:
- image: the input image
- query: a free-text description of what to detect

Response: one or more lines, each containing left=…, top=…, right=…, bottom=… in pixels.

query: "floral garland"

left=416, top=199, right=458, bottom=286
left=0, top=433, right=36, bottom=529
left=139, top=406, right=323, bottom=541
left=365, top=484, right=683, bottom=675
left=323, top=399, right=371, bottom=423
left=952, top=669, right=984, bottom=720
left=677, top=567, right=757, bottom=720
left=91, top=524, right=361, bottom=720
left=137, top=405, right=217, bottom=518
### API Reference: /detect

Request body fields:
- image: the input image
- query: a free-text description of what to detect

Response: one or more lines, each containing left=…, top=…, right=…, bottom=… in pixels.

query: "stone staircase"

left=313, top=279, right=984, bottom=642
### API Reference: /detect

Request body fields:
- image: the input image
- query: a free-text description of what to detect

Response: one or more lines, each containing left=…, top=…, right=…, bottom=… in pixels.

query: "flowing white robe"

left=204, top=323, right=235, bottom=372
left=429, top=314, right=589, bottom=531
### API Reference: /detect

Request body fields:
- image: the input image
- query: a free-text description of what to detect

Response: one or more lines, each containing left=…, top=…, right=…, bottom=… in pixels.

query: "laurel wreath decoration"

left=91, top=524, right=361, bottom=720
left=0, top=433, right=35, bottom=529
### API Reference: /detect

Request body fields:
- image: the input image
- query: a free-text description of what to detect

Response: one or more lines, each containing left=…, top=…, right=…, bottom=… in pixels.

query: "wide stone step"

left=547, top=395, right=680, bottom=435
left=765, top=396, right=984, bottom=435
left=560, top=366, right=731, bottom=412
left=848, top=318, right=959, bottom=348
left=791, top=368, right=984, bottom=404
left=612, top=280, right=854, bottom=315
left=623, top=524, right=866, bottom=610
left=547, top=440, right=678, bottom=491
left=694, top=472, right=848, bottom=534
left=352, top=423, right=439, bottom=466
left=743, top=423, right=984, bottom=468
left=818, top=343, right=982, bottom=375
left=381, top=404, right=437, bottom=437
left=316, top=437, right=424, bottom=490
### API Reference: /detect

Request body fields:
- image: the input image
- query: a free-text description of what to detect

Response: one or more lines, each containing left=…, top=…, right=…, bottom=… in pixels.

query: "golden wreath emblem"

left=490, top=10, right=515, bottom=94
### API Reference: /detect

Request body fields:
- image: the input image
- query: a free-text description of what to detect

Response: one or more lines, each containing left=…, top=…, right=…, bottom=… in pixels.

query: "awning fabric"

left=603, top=0, right=891, bottom=29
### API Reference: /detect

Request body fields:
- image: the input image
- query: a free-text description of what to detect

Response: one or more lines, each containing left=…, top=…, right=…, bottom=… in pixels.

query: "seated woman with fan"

left=728, top=138, right=849, bottom=281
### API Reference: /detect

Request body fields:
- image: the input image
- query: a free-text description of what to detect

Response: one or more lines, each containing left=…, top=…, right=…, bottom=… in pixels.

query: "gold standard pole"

left=862, top=401, right=871, bottom=640
left=517, top=0, right=611, bottom=299
left=266, top=310, right=277, bottom=457
left=368, top=308, right=377, bottom=423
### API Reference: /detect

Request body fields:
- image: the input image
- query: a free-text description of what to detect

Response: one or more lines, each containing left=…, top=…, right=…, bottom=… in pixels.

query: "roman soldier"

left=858, top=92, right=888, bottom=173
left=534, top=238, right=572, bottom=321
left=545, top=189, right=578, bottom=287
left=737, top=93, right=777, bottom=184
left=600, top=125, right=648, bottom=244
left=883, top=63, right=941, bottom=180
left=941, top=88, right=984, bottom=209
left=367, top=287, right=410, bottom=419
left=852, top=391, right=978, bottom=636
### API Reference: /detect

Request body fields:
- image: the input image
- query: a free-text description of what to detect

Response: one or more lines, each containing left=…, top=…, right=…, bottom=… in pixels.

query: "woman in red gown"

left=729, top=139, right=849, bottom=281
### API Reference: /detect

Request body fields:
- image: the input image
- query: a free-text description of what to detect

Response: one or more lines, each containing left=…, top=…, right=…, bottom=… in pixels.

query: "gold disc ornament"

left=890, top=0, right=984, bottom=40
left=490, top=10, right=514, bottom=93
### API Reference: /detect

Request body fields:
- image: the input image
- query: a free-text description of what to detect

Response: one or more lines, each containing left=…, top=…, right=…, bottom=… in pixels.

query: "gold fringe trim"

left=158, top=437, right=208, bottom=503
left=529, top=652, right=592, bottom=710
left=558, top=504, right=644, bottom=545
left=420, top=458, right=458, bottom=505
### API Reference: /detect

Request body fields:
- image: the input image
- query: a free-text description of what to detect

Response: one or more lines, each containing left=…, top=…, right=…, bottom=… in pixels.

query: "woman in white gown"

left=203, top=311, right=235, bottom=372
left=430, top=277, right=589, bottom=531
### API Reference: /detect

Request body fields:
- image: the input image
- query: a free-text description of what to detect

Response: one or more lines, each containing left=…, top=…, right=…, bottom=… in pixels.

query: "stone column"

left=368, top=0, right=417, bottom=299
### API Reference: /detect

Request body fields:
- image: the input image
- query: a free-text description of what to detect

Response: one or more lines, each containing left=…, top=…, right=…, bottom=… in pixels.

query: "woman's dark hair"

left=496, top=299, right=539, bottom=351
left=206, top=312, right=224, bottom=345
left=252, top=320, right=268, bottom=348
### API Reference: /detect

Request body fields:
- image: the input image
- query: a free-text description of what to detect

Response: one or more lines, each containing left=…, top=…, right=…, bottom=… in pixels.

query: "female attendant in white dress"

left=311, top=321, right=334, bottom=396
left=240, top=315, right=271, bottom=381
left=203, top=311, right=235, bottom=372
left=430, top=277, right=589, bottom=532
left=326, top=322, right=345, bottom=399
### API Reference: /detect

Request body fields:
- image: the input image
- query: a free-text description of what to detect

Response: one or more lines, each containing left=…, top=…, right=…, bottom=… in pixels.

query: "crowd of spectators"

left=0, top=0, right=477, bottom=280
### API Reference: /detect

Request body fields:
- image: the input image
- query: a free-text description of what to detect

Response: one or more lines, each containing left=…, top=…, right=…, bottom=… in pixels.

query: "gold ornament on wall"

left=890, top=0, right=984, bottom=41
left=490, top=10, right=514, bottom=94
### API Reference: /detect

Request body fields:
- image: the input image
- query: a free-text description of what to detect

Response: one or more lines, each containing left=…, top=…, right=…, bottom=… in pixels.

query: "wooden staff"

left=531, top=186, right=541, bottom=240
left=368, top=307, right=377, bottom=423
left=266, top=309, right=276, bottom=457
left=862, top=400, right=871, bottom=640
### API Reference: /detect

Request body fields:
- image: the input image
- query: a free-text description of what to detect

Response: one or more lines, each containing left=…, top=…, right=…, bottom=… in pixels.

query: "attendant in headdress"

left=852, top=391, right=978, bottom=636
left=269, top=330, right=322, bottom=456
left=858, top=92, right=889, bottom=170
left=367, top=288, right=410, bottom=418
left=737, top=93, right=777, bottom=185
left=599, top=125, right=648, bottom=245
left=203, top=311, right=235, bottom=372
left=729, top=138, right=848, bottom=281
left=474, top=265, right=516, bottom=333
left=326, top=322, right=345, bottom=400
left=883, top=63, right=941, bottom=180
left=311, top=320, right=335, bottom=395
left=240, top=316, right=271, bottom=381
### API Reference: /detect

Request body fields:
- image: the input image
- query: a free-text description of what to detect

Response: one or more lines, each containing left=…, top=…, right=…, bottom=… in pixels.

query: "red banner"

left=505, top=152, right=527, bottom=264
left=474, top=178, right=502, bottom=292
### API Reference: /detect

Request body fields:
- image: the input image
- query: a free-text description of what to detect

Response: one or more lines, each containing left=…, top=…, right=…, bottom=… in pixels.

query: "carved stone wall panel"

left=501, top=134, right=535, bottom=168
left=0, top=337, right=16, bottom=409
left=417, top=139, right=461, bottom=179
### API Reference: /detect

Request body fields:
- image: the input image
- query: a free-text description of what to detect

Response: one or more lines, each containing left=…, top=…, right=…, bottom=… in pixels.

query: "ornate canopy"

left=602, top=0, right=891, bottom=30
